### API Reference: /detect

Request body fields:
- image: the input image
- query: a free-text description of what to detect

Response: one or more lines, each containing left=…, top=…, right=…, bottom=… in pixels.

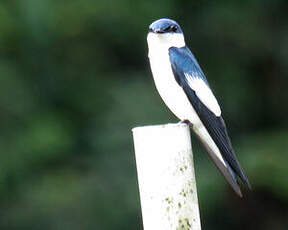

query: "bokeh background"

left=1, top=0, right=288, bottom=229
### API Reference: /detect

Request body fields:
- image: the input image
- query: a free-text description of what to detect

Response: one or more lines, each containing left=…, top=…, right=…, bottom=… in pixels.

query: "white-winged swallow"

left=147, top=18, right=251, bottom=197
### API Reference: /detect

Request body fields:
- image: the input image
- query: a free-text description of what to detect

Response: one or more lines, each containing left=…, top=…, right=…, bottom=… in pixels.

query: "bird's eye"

left=170, top=25, right=178, bottom=32
left=164, top=25, right=178, bottom=32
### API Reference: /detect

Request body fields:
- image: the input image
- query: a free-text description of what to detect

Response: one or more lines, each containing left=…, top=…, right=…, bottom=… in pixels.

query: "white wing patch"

left=185, top=73, right=221, bottom=116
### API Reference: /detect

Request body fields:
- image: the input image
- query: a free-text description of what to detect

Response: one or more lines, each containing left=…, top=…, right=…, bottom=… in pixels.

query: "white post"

left=132, top=123, right=201, bottom=230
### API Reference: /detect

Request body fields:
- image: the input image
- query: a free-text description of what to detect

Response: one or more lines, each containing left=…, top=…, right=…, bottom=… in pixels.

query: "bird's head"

left=148, top=18, right=183, bottom=34
left=147, top=18, right=185, bottom=52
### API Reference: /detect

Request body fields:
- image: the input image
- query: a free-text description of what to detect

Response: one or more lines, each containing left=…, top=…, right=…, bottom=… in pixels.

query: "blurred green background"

left=0, top=0, right=288, bottom=229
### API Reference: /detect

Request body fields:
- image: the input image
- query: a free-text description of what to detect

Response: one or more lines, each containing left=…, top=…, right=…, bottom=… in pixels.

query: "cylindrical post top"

left=132, top=123, right=201, bottom=230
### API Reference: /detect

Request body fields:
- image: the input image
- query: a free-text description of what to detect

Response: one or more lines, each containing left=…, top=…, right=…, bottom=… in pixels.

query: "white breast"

left=147, top=32, right=201, bottom=124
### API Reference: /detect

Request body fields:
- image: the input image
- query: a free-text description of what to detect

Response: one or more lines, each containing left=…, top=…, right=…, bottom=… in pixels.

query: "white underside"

left=147, top=32, right=227, bottom=166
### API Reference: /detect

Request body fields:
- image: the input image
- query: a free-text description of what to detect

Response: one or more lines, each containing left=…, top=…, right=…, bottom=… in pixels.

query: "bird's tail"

left=192, top=125, right=243, bottom=197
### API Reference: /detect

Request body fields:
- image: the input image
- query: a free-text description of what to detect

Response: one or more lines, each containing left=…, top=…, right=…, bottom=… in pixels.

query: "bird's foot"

left=178, top=119, right=191, bottom=125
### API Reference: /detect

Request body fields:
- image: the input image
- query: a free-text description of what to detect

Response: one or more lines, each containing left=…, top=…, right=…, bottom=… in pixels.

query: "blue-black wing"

left=169, top=46, right=251, bottom=190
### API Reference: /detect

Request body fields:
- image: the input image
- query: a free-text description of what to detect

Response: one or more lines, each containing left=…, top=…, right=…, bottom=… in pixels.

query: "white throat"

left=147, top=32, right=185, bottom=58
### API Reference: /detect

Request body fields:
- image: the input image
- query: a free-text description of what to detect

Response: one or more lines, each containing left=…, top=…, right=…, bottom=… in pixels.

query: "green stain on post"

left=165, top=197, right=173, bottom=204
left=166, top=206, right=170, bottom=212
left=176, top=217, right=191, bottom=230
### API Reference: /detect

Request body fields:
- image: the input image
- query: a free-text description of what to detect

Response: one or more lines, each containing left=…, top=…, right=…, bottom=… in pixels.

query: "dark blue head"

left=148, top=18, right=183, bottom=34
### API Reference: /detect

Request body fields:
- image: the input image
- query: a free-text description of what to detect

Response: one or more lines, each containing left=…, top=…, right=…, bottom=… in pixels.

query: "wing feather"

left=169, top=46, right=251, bottom=189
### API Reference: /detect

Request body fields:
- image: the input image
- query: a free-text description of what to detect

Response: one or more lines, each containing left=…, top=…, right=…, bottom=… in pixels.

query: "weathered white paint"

left=132, top=124, right=201, bottom=230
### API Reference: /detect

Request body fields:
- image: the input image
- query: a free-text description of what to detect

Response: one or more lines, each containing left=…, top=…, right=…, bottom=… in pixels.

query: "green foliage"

left=0, top=0, right=287, bottom=229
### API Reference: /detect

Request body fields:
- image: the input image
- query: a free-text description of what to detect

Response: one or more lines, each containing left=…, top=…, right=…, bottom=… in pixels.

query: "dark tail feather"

left=194, top=132, right=243, bottom=197
left=237, top=166, right=252, bottom=190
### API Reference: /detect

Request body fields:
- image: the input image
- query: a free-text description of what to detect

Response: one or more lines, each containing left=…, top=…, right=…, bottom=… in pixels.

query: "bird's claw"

left=178, top=119, right=191, bottom=125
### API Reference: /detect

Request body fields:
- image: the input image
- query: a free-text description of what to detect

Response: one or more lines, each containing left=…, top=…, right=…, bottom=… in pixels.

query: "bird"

left=147, top=18, right=251, bottom=197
